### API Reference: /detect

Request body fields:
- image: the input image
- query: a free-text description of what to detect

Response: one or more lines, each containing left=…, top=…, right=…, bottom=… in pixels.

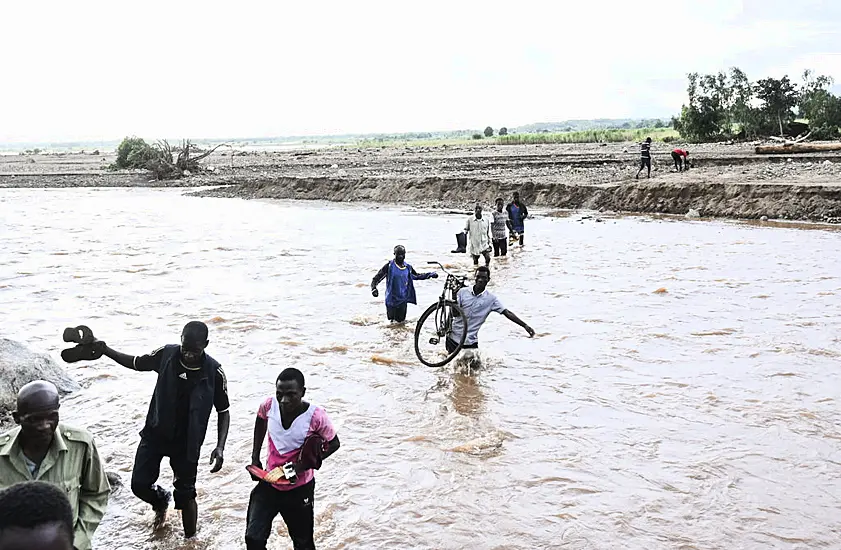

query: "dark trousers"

left=671, top=151, right=684, bottom=171
left=131, top=438, right=198, bottom=509
left=245, top=480, right=316, bottom=550
left=386, top=302, right=407, bottom=322
left=636, top=157, right=651, bottom=178
left=472, top=250, right=491, bottom=266
left=492, top=238, right=507, bottom=257
left=446, top=338, right=479, bottom=353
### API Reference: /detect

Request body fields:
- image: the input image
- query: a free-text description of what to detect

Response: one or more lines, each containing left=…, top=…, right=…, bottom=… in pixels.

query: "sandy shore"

left=2, top=142, right=840, bottom=221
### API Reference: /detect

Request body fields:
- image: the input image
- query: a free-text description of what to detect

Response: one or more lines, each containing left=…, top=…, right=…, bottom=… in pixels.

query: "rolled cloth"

left=297, top=434, right=327, bottom=470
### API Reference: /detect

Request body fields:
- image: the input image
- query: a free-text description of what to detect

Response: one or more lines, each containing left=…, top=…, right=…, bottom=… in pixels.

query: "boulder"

left=685, top=209, right=701, bottom=219
left=0, top=338, right=79, bottom=420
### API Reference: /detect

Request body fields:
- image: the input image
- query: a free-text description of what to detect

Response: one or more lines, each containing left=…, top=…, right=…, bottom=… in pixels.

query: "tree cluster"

left=673, top=68, right=841, bottom=142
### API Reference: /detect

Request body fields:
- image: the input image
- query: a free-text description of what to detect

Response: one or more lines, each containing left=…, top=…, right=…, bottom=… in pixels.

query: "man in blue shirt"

left=506, top=192, right=529, bottom=246
left=371, top=245, right=438, bottom=323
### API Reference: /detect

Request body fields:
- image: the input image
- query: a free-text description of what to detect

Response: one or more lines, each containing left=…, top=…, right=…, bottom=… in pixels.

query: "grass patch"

left=496, top=127, right=678, bottom=145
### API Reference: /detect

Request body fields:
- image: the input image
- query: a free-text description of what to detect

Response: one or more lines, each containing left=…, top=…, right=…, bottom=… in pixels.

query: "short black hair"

left=476, top=266, right=491, bottom=278
left=277, top=368, right=305, bottom=388
left=495, top=197, right=504, bottom=203
left=0, top=481, right=74, bottom=538
left=182, top=321, right=209, bottom=344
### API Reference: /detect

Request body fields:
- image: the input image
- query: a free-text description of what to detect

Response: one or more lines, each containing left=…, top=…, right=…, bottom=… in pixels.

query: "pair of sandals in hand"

left=60, top=325, right=106, bottom=363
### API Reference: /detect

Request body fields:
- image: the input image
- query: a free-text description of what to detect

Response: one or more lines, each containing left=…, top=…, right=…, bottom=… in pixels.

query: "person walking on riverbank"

left=245, top=368, right=340, bottom=550
left=466, top=205, right=492, bottom=266
left=446, top=266, right=534, bottom=353
left=635, top=137, right=653, bottom=179
left=506, top=192, right=528, bottom=246
left=671, top=148, right=689, bottom=172
left=0, top=381, right=110, bottom=550
left=100, top=321, right=230, bottom=539
left=0, top=480, right=77, bottom=550
left=371, top=245, right=438, bottom=323
left=491, top=198, right=511, bottom=257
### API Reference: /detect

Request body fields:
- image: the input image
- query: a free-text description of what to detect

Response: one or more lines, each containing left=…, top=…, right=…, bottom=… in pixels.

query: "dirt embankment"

left=194, top=176, right=841, bottom=221
left=4, top=142, right=841, bottom=221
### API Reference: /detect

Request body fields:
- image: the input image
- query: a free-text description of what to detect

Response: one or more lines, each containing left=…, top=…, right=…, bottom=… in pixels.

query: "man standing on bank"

left=246, top=368, right=340, bottom=550
left=506, top=192, right=529, bottom=246
left=0, top=381, right=110, bottom=550
left=100, top=321, right=230, bottom=539
left=465, top=204, right=492, bottom=266
left=635, top=137, right=653, bottom=179
left=371, top=245, right=438, bottom=323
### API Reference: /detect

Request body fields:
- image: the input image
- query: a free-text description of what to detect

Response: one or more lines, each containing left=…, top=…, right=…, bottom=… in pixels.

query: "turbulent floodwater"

left=2, top=188, right=841, bottom=550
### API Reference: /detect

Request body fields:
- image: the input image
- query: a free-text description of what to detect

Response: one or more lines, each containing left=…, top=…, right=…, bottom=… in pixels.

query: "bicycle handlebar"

left=427, top=261, right=467, bottom=282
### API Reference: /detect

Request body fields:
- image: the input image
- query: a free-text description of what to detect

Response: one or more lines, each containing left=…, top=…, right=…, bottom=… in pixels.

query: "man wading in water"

left=465, top=204, right=492, bottom=266
left=100, top=321, right=230, bottom=538
left=506, top=192, right=528, bottom=246
left=447, top=266, right=534, bottom=353
left=246, top=368, right=340, bottom=550
left=491, top=197, right=512, bottom=257
left=371, top=245, right=438, bottom=323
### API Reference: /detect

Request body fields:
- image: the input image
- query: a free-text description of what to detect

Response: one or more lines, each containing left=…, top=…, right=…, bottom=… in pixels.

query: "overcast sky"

left=1, top=0, right=838, bottom=143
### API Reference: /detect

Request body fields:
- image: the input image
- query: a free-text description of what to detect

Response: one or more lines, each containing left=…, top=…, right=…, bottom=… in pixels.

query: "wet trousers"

left=245, top=480, right=316, bottom=550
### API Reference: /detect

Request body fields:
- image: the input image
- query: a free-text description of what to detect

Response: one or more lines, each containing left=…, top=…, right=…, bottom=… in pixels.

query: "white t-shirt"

left=450, top=287, right=506, bottom=345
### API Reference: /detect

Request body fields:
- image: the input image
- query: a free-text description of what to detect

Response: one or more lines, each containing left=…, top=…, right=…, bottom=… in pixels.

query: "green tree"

left=484, top=126, right=494, bottom=137
left=498, top=127, right=508, bottom=136
left=754, top=76, right=798, bottom=136
left=799, top=70, right=841, bottom=139
left=114, top=136, right=154, bottom=169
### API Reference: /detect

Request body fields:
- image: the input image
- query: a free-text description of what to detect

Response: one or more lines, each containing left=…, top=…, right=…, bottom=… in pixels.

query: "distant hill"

left=514, top=118, right=670, bottom=133
left=0, top=119, right=674, bottom=152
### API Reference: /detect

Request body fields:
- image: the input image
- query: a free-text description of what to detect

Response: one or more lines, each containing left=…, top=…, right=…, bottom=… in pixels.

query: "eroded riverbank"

left=2, top=142, right=841, bottom=221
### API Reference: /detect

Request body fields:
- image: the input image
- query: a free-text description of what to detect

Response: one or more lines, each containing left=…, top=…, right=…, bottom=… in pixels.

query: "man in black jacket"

left=101, top=321, right=230, bottom=539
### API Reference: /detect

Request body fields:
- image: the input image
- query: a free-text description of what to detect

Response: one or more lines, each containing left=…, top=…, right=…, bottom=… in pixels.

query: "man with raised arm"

left=0, top=381, right=110, bottom=550
left=447, top=266, right=534, bottom=353
left=371, top=245, right=438, bottom=323
left=246, top=368, right=340, bottom=550
left=99, top=321, right=229, bottom=539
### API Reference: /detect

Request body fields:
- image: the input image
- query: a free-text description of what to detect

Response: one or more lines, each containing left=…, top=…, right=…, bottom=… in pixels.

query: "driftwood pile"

left=755, top=132, right=841, bottom=154
left=147, top=140, right=228, bottom=179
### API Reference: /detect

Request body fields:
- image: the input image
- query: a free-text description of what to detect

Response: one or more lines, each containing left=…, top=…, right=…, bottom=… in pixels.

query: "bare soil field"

left=2, top=141, right=841, bottom=221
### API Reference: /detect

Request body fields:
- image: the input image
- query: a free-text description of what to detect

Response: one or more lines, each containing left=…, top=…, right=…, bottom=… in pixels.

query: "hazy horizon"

left=1, top=0, right=838, bottom=144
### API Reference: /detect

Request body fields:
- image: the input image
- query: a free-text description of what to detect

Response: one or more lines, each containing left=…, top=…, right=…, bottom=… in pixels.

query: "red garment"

left=673, top=149, right=688, bottom=157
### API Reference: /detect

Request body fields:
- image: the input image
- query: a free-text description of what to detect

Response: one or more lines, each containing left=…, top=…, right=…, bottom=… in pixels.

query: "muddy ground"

left=2, top=141, right=841, bottom=221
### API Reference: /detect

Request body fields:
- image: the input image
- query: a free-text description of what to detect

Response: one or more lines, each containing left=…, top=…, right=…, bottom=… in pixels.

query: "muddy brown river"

left=2, top=188, right=841, bottom=549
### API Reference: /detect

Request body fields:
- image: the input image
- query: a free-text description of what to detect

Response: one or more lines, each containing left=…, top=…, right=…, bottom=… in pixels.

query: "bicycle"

left=414, top=261, right=469, bottom=367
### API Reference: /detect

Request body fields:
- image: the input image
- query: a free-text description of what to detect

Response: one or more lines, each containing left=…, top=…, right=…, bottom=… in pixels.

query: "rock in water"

left=0, top=339, right=80, bottom=419
left=685, top=209, right=701, bottom=219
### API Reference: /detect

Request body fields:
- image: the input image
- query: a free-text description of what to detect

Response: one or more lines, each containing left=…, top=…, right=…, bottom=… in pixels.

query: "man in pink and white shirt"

left=245, top=368, right=340, bottom=550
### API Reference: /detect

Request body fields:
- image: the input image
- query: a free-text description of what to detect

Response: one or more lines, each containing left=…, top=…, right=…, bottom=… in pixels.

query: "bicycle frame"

left=427, top=261, right=467, bottom=303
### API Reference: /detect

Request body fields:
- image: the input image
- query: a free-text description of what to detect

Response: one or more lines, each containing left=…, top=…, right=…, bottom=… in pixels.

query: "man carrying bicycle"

left=371, top=245, right=438, bottom=323
left=447, top=266, right=534, bottom=352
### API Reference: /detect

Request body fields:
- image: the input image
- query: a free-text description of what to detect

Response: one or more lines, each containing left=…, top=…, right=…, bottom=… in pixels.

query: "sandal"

left=61, top=341, right=105, bottom=363
left=62, top=325, right=95, bottom=345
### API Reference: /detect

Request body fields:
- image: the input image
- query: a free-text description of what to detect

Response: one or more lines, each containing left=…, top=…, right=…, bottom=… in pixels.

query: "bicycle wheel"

left=414, top=300, right=468, bottom=367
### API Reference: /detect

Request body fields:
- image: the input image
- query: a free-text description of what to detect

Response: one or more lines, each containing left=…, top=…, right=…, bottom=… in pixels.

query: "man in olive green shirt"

left=0, top=381, right=110, bottom=550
